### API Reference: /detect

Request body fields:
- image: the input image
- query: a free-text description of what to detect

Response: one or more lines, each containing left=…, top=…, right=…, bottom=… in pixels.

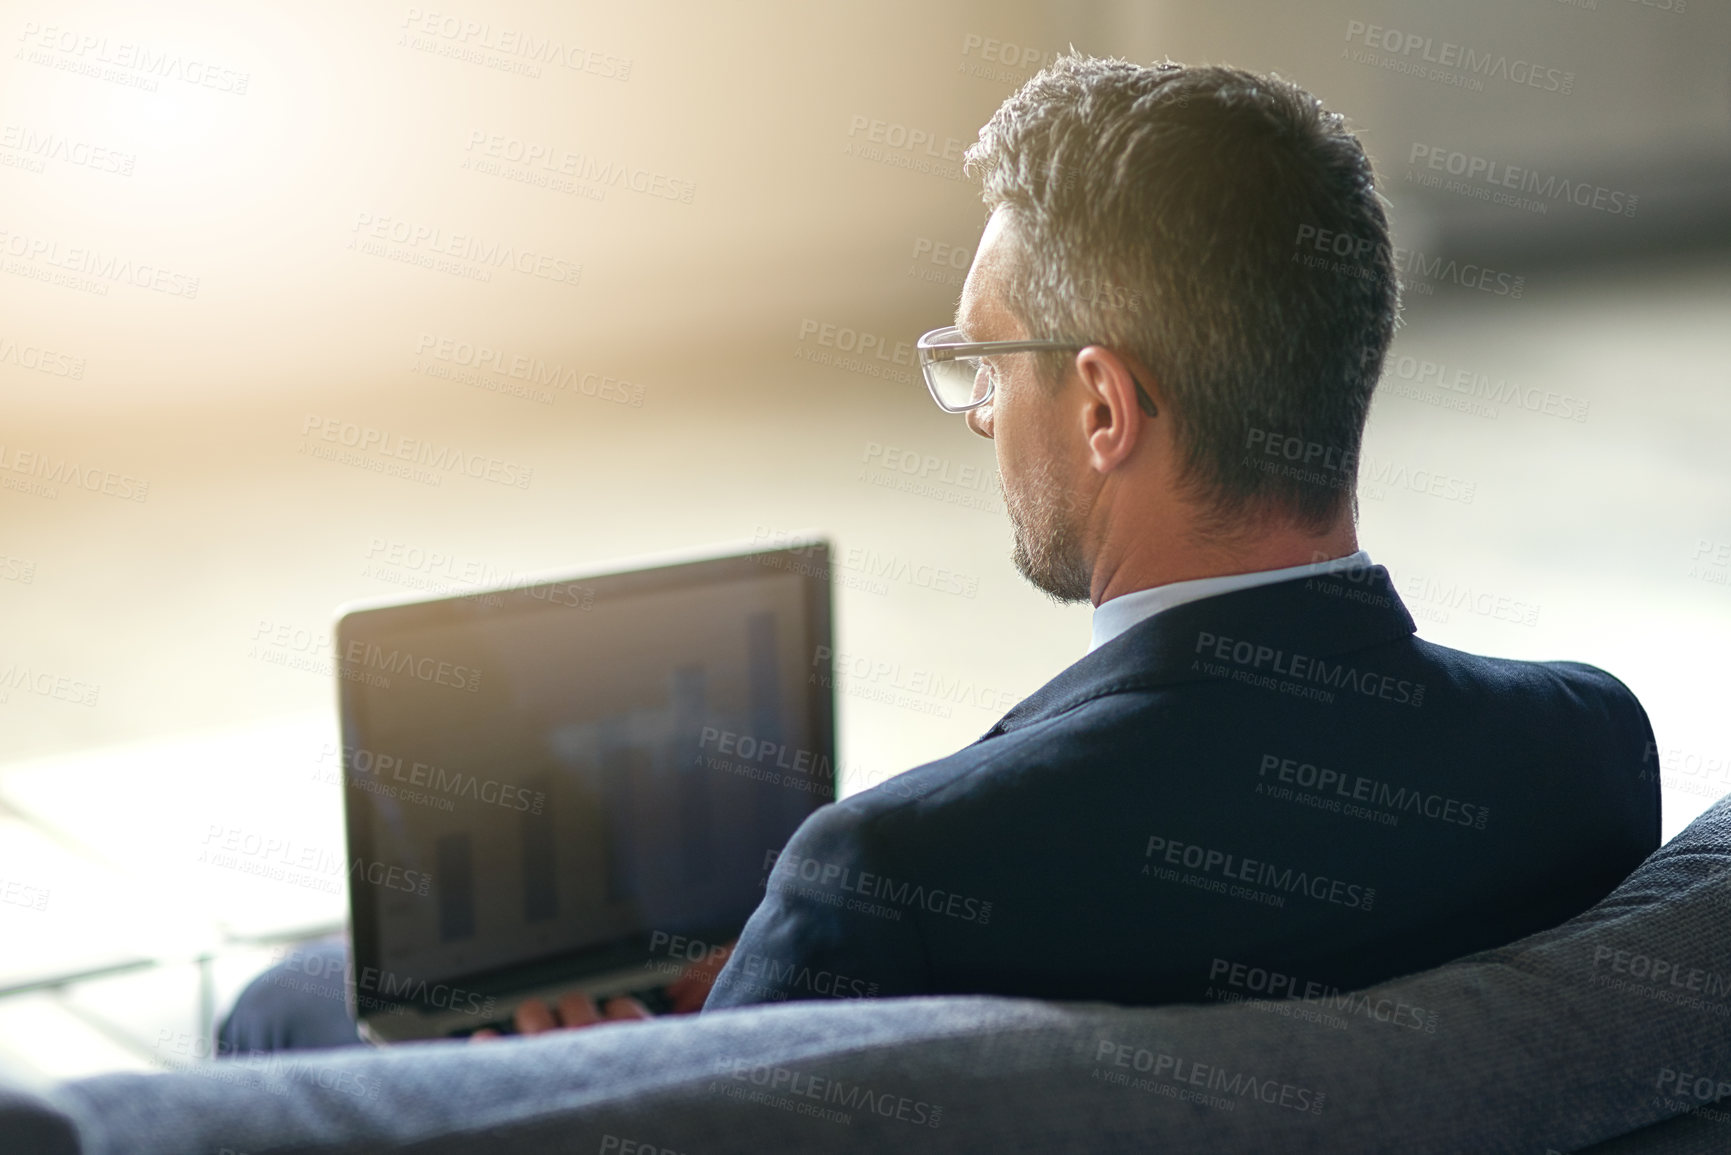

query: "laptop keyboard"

left=450, top=982, right=676, bottom=1037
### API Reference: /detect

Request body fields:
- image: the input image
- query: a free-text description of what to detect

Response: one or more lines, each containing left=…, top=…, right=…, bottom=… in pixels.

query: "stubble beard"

left=1005, top=452, right=1093, bottom=604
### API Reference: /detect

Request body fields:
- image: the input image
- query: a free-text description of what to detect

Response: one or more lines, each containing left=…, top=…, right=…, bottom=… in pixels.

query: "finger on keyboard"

left=556, top=991, right=601, bottom=1028
left=602, top=995, right=652, bottom=1020
left=515, top=998, right=559, bottom=1035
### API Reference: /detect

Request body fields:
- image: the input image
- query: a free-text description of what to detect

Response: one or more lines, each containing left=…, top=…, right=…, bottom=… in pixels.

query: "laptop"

left=331, top=539, right=835, bottom=1043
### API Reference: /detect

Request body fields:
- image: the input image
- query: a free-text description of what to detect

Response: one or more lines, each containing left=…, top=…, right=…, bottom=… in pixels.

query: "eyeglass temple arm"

left=1130, top=373, right=1158, bottom=417
left=922, top=341, right=1157, bottom=416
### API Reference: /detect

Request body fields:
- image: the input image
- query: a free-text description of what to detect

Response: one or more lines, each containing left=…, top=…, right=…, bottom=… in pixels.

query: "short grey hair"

left=964, top=54, right=1398, bottom=531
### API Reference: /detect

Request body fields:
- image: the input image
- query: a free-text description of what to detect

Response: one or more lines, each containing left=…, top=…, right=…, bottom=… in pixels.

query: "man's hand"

left=667, top=940, right=734, bottom=1013
left=468, top=939, right=736, bottom=1041
left=470, top=992, right=649, bottom=1041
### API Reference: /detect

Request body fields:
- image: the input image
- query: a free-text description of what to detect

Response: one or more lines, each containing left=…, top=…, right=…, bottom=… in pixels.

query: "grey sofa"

left=8, top=793, right=1731, bottom=1154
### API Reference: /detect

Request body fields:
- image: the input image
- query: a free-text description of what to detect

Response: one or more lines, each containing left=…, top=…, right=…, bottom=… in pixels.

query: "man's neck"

left=1088, top=520, right=1360, bottom=607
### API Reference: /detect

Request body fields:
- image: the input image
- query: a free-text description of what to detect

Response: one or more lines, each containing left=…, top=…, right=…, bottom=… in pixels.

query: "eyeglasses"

left=916, top=326, right=1157, bottom=417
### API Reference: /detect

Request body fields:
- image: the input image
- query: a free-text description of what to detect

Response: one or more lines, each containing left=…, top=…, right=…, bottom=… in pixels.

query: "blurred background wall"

left=1, top=0, right=1728, bottom=1079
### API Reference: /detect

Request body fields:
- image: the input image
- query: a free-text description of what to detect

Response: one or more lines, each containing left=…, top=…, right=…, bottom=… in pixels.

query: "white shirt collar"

left=1088, top=551, right=1375, bottom=653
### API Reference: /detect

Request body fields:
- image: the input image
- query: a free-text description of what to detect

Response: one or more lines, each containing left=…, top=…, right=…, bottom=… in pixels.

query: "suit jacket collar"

left=977, top=565, right=1417, bottom=741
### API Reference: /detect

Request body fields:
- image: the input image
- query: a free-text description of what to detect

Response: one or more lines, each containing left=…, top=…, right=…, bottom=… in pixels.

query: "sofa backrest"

left=12, top=795, right=1731, bottom=1154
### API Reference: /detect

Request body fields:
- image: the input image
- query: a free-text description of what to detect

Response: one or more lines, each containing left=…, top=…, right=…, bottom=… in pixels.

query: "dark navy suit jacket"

left=705, top=565, right=1659, bottom=1011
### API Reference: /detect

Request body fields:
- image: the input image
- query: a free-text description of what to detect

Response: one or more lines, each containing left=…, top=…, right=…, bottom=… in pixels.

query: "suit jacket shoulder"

left=706, top=566, right=1660, bottom=1010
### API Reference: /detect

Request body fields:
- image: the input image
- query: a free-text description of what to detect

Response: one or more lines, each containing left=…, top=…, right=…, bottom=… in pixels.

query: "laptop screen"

left=335, top=542, right=834, bottom=1014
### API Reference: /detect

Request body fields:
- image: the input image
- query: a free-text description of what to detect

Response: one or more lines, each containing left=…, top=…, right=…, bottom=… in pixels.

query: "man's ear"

left=1074, top=346, right=1154, bottom=474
